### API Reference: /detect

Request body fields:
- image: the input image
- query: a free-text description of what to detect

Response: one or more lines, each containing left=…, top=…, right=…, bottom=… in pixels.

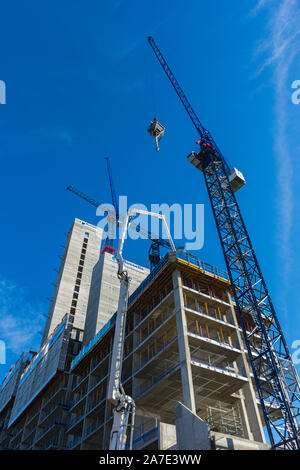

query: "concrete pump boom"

left=107, top=208, right=175, bottom=450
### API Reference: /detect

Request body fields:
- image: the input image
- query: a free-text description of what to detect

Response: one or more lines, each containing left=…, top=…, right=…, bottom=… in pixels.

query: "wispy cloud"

left=252, top=1, right=300, bottom=278
left=30, top=127, right=75, bottom=146
left=0, top=278, right=45, bottom=356
left=109, top=39, right=140, bottom=63
left=249, top=0, right=273, bottom=19
left=110, top=0, right=125, bottom=14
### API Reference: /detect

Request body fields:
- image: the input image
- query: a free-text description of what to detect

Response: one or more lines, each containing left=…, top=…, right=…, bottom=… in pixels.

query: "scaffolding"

left=206, top=402, right=244, bottom=438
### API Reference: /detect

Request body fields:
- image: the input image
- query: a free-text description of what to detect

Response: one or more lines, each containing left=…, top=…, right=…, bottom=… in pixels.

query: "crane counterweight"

left=187, top=150, right=246, bottom=193
left=227, top=167, right=246, bottom=192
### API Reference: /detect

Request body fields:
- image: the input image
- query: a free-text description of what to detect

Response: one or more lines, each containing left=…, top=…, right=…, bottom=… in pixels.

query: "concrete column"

left=81, top=359, right=93, bottom=448
left=102, top=339, right=113, bottom=450
left=226, top=290, right=266, bottom=443
left=172, top=270, right=196, bottom=413
left=236, top=388, right=252, bottom=440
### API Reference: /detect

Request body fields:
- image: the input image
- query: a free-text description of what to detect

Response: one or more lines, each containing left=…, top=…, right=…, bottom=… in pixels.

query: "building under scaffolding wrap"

left=67, top=250, right=270, bottom=450
left=0, top=315, right=83, bottom=450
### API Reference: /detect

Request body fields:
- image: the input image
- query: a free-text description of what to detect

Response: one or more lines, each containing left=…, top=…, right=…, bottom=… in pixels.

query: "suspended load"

left=147, top=116, right=165, bottom=151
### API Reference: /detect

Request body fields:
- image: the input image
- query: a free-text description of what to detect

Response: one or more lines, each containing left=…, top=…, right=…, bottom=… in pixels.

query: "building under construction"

left=1, top=34, right=299, bottom=451
left=66, top=250, right=270, bottom=450
left=0, top=239, right=272, bottom=450
left=0, top=218, right=150, bottom=450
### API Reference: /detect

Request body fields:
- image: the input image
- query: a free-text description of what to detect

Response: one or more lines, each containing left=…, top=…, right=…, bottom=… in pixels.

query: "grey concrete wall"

left=83, top=253, right=149, bottom=345
left=175, top=402, right=211, bottom=450
left=212, top=431, right=270, bottom=450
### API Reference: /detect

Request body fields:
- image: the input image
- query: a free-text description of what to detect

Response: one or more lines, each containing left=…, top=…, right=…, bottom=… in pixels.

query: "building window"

left=81, top=248, right=86, bottom=255
left=73, top=293, right=78, bottom=299
left=74, top=286, right=80, bottom=292
left=84, top=233, right=89, bottom=237
left=72, top=300, right=77, bottom=307
left=70, top=308, right=76, bottom=314
left=84, top=238, right=89, bottom=243
left=77, top=273, right=82, bottom=279
left=76, top=279, right=81, bottom=286
left=78, top=266, right=83, bottom=273
left=80, top=255, right=85, bottom=261
left=79, top=260, right=84, bottom=266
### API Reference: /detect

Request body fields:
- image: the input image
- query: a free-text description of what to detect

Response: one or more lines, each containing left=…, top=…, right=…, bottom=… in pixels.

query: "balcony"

left=187, top=321, right=241, bottom=361
left=34, top=421, right=66, bottom=444
left=86, top=397, right=106, bottom=416
left=22, top=425, right=36, bottom=441
left=185, top=306, right=235, bottom=330
left=67, top=434, right=81, bottom=449
left=39, top=402, right=68, bottom=426
left=69, top=393, right=87, bottom=411
left=66, top=414, right=84, bottom=432
left=42, top=386, right=68, bottom=410
left=134, top=332, right=178, bottom=375
left=72, top=374, right=88, bottom=392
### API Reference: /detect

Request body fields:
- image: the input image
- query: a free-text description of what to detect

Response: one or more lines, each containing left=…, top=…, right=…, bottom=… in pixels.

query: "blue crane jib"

left=148, top=35, right=300, bottom=450
left=66, top=185, right=115, bottom=255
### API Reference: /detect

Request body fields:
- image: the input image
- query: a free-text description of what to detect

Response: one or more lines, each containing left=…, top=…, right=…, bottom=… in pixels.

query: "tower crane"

left=148, top=36, right=300, bottom=450
left=66, top=185, right=115, bottom=255
left=67, top=169, right=174, bottom=268
left=107, top=208, right=175, bottom=449
left=104, top=156, right=172, bottom=267
left=105, top=157, right=120, bottom=222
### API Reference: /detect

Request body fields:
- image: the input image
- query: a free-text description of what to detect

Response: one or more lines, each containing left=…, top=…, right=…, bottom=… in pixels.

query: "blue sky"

left=0, top=0, right=300, bottom=382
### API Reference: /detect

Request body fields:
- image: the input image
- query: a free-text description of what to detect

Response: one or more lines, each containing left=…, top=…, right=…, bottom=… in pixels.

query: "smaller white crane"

left=107, top=208, right=175, bottom=450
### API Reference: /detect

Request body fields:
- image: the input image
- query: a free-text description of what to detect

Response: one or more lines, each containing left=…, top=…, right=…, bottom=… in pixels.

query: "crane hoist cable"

left=147, top=45, right=165, bottom=151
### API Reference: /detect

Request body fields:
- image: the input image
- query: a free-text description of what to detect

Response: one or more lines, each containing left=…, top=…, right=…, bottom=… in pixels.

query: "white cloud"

left=252, top=1, right=300, bottom=281
left=0, top=279, right=45, bottom=356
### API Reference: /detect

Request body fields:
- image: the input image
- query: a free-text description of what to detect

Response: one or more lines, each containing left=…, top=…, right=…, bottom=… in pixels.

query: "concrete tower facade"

left=41, top=219, right=103, bottom=345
